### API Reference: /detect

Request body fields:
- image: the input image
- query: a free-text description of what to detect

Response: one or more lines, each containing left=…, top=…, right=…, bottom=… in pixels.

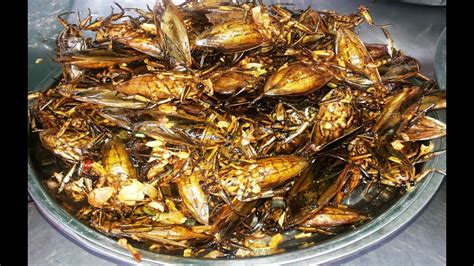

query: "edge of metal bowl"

left=434, top=27, right=446, bottom=90
left=28, top=70, right=446, bottom=265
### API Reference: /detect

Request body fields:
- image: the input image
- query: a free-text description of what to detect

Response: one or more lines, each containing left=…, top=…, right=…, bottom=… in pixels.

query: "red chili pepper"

left=83, top=160, right=93, bottom=172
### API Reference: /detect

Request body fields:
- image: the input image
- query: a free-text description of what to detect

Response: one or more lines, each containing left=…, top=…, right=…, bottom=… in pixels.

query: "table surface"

left=28, top=0, right=446, bottom=265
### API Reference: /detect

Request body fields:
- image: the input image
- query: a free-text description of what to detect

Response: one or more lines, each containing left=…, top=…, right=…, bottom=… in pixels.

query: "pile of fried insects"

left=28, top=0, right=446, bottom=261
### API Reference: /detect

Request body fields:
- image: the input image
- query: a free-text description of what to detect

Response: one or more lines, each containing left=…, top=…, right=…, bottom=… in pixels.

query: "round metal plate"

left=28, top=75, right=446, bottom=265
left=28, top=1, right=446, bottom=264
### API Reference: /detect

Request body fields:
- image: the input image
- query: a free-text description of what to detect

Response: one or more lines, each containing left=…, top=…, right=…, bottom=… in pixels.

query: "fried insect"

left=29, top=2, right=446, bottom=261
left=219, top=155, right=309, bottom=202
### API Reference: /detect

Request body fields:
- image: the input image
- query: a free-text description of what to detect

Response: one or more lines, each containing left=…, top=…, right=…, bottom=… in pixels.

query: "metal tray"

left=28, top=0, right=446, bottom=264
